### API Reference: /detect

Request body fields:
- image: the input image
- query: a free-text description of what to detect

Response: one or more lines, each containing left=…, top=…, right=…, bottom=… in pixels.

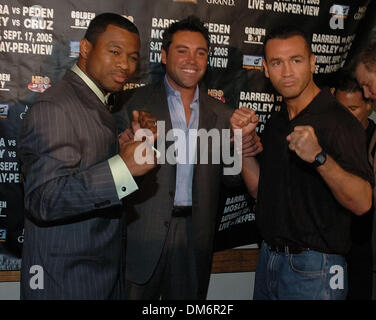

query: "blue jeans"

left=254, top=241, right=348, bottom=300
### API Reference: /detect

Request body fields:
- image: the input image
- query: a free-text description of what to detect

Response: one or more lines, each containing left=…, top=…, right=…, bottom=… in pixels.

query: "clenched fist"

left=230, top=107, right=263, bottom=157
left=286, top=125, right=322, bottom=163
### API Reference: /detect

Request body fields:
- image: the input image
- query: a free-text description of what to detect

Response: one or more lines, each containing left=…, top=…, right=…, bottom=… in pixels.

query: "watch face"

left=314, top=151, right=327, bottom=167
left=316, top=153, right=326, bottom=164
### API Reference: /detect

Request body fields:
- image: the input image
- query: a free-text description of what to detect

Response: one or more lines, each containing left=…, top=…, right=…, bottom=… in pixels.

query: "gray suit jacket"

left=115, top=81, right=234, bottom=299
left=19, top=70, right=125, bottom=299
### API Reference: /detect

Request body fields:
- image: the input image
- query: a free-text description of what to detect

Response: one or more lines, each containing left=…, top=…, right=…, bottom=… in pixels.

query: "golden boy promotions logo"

left=329, top=4, right=349, bottom=30
left=28, top=75, right=51, bottom=93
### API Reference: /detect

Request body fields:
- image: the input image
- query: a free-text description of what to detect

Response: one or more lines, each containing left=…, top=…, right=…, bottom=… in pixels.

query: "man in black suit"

left=19, top=13, right=156, bottom=299
left=114, top=16, right=261, bottom=300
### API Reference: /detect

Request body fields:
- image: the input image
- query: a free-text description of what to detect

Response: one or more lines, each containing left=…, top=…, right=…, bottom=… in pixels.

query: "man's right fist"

left=119, top=139, right=156, bottom=177
left=230, top=107, right=259, bottom=130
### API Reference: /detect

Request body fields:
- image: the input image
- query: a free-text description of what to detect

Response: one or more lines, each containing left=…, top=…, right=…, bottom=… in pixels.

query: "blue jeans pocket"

left=289, top=251, right=325, bottom=276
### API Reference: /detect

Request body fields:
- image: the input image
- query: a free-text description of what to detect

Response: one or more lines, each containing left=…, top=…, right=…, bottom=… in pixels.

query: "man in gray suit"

left=19, top=13, right=156, bottom=299
left=114, top=16, right=261, bottom=299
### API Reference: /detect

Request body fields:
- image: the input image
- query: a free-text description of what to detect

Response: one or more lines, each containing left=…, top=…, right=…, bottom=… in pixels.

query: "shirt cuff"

left=108, top=155, right=139, bottom=200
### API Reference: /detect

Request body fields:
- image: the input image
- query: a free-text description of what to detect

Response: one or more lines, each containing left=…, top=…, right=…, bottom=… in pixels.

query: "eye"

left=129, top=55, right=139, bottom=62
left=271, top=61, right=280, bottom=67
left=177, top=48, right=188, bottom=54
left=110, top=50, right=120, bottom=55
left=292, top=58, right=301, bottom=63
left=197, top=50, right=207, bottom=57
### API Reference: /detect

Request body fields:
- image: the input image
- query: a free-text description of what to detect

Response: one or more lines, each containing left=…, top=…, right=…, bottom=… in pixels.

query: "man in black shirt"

left=335, top=73, right=375, bottom=299
left=231, top=26, right=373, bottom=300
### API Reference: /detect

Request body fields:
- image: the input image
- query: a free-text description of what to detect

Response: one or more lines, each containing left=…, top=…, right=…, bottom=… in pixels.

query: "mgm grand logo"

left=206, top=0, right=235, bottom=5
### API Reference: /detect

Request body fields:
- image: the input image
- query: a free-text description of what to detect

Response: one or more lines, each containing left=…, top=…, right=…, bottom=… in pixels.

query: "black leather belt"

left=171, top=206, right=192, bottom=217
left=268, top=243, right=310, bottom=254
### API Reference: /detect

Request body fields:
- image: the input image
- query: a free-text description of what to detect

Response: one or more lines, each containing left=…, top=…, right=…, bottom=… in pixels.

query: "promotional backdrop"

left=0, top=0, right=375, bottom=269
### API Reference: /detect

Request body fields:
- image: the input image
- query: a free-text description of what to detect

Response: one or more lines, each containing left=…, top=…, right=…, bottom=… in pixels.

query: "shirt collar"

left=71, top=64, right=110, bottom=105
left=164, top=75, right=199, bottom=109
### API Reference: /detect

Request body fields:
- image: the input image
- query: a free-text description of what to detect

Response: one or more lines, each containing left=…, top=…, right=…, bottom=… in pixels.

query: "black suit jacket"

left=114, top=81, right=235, bottom=299
left=19, top=70, right=126, bottom=299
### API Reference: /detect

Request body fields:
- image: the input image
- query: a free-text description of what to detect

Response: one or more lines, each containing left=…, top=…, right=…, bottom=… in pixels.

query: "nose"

left=117, top=54, right=129, bottom=71
left=185, top=50, right=197, bottom=64
left=362, top=85, right=371, bottom=99
left=282, top=62, right=293, bottom=77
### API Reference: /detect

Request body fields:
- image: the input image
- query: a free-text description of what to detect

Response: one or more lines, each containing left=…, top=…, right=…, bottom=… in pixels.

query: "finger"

left=241, top=118, right=259, bottom=135
left=131, top=110, right=142, bottom=133
left=293, top=125, right=314, bottom=135
left=242, top=142, right=263, bottom=157
left=132, top=110, right=140, bottom=123
left=119, top=128, right=133, bottom=141
left=231, top=111, right=253, bottom=127
left=139, top=111, right=157, bottom=126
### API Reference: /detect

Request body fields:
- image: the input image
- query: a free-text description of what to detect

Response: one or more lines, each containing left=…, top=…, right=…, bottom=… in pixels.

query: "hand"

left=230, top=107, right=262, bottom=157
left=119, top=138, right=156, bottom=176
left=242, top=132, right=263, bottom=157
left=131, top=110, right=157, bottom=138
left=286, top=125, right=322, bottom=163
left=118, top=128, right=134, bottom=146
left=230, top=107, right=259, bottom=130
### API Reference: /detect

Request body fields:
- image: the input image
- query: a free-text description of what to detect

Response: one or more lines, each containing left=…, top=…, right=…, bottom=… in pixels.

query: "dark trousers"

left=125, top=216, right=198, bottom=300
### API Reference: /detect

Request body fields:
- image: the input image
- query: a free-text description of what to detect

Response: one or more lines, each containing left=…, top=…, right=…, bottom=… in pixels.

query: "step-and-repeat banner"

left=0, top=0, right=375, bottom=269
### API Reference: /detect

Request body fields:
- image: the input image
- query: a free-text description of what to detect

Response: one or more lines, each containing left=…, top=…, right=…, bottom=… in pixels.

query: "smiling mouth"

left=181, top=68, right=198, bottom=74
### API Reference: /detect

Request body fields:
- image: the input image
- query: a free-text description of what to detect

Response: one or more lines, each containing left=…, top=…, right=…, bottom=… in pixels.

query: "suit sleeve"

left=19, top=101, right=122, bottom=223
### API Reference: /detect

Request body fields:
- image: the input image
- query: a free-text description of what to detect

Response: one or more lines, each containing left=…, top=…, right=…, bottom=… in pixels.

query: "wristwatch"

left=313, top=150, right=327, bottom=168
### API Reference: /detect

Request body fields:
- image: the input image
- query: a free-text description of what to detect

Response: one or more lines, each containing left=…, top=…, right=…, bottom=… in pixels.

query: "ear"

left=161, top=49, right=167, bottom=65
left=263, top=59, right=270, bottom=78
left=310, top=53, right=316, bottom=74
left=79, top=38, right=92, bottom=60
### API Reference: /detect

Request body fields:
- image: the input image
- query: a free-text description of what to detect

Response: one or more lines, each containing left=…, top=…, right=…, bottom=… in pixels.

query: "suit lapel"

left=68, top=70, right=117, bottom=133
left=152, top=81, right=173, bottom=133
left=192, top=89, right=217, bottom=204
left=151, top=82, right=176, bottom=196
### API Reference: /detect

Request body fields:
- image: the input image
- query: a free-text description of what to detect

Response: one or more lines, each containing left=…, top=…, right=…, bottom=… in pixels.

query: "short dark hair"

left=335, top=71, right=362, bottom=93
left=264, top=25, right=312, bottom=58
left=357, top=42, right=376, bottom=73
left=84, top=13, right=139, bottom=46
left=162, top=15, right=210, bottom=54
left=335, top=70, right=370, bottom=102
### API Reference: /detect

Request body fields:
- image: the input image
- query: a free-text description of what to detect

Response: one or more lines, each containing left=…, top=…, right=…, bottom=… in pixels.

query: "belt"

left=268, top=243, right=310, bottom=254
left=171, top=206, right=192, bottom=217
